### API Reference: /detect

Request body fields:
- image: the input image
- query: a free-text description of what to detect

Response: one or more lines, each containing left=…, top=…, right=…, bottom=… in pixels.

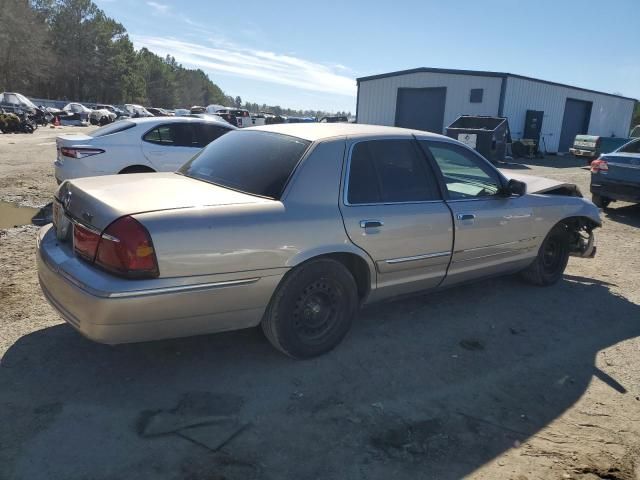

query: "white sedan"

left=54, top=117, right=236, bottom=183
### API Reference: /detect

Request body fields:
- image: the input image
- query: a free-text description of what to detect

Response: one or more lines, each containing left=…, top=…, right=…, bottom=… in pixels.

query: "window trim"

left=342, top=137, right=445, bottom=207
left=418, top=139, right=509, bottom=203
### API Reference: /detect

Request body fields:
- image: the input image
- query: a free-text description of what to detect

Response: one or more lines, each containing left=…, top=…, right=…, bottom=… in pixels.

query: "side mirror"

left=504, top=179, right=527, bottom=196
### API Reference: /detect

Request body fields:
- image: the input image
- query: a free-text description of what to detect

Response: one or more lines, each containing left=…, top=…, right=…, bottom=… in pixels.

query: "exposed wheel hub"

left=293, top=281, right=340, bottom=342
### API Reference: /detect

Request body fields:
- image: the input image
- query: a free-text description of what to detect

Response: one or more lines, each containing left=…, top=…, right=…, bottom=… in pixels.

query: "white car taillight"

left=60, top=147, right=105, bottom=159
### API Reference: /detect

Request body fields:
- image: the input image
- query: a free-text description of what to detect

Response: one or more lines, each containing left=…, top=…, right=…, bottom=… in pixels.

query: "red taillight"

left=73, top=223, right=101, bottom=260
left=95, top=216, right=159, bottom=278
left=60, top=147, right=105, bottom=158
left=591, top=158, right=608, bottom=173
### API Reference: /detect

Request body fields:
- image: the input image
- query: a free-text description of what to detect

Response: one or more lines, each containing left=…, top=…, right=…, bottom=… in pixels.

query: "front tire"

left=261, top=258, right=358, bottom=359
left=520, top=224, right=570, bottom=286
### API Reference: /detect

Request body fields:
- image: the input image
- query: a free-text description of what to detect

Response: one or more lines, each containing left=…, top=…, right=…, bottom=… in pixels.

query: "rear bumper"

left=54, top=159, right=111, bottom=183
left=569, top=148, right=596, bottom=158
left=37, top=224, right=283, bottom=344
left=591, top=176, right=640, bottom=203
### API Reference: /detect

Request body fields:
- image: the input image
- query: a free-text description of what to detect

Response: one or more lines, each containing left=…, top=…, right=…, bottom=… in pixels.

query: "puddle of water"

left=0, top=201, right=40, bottom=229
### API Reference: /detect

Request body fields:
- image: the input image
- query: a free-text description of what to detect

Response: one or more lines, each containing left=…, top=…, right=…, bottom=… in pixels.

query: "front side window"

left=423, top=142, right=502, bottom=199
left=347, top=139, right=441, bottom=204
left=179, top=130, right=310, bottom=199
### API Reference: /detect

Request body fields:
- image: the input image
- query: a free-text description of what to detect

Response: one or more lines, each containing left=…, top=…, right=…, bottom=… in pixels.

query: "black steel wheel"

left=520, top=224, right=570, bottom=286
left=262, top=258, right=358, bottom=358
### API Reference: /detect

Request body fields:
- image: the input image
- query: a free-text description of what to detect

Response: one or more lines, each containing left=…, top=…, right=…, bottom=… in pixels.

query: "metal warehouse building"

left=356, top=67, right=637, bottom=153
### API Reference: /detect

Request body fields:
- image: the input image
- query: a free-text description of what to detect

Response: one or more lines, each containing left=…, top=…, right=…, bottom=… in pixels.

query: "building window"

left=470, top=88, right=483, bottom=103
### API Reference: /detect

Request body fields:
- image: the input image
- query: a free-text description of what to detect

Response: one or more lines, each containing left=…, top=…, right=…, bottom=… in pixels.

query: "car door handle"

left=360, top=219, right=384, bottom=229
left=456, top=214, right=476, bottom=221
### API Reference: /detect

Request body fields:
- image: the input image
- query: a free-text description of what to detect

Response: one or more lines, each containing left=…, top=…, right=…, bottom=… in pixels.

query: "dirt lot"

left=1, top=127, right=639, bottom=480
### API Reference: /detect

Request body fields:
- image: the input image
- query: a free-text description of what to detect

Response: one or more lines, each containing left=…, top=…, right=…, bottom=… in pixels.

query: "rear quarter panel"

left=135, top=138, right=375, bottom=280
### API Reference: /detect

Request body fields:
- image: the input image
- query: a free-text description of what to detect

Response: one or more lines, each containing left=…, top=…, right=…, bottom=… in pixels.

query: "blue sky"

left=95, top=0, right=639, bottom=113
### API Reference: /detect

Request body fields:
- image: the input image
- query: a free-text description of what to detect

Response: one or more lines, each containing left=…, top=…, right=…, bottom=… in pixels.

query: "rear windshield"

left=179, top=130, right=310, bottom=199
left=89, top=121, right=135, bottom=137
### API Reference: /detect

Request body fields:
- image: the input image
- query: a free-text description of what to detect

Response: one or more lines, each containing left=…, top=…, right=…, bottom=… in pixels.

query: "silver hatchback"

left=37, top=123, right=601, bottom=358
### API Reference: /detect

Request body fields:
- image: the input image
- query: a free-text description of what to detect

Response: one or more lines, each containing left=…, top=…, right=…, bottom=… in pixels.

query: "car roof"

left=246, top=122, right=451, bottom=142
left=128, top=116, right=235, bottom=128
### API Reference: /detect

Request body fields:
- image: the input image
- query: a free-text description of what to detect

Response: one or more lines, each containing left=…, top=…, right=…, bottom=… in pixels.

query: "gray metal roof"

left=356, top=67, right=637, bottom=102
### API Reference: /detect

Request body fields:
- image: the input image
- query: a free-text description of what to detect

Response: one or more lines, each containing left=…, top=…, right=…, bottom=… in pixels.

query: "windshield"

left=15, top=93, right=36, bottom=109
left=89, top=120, right=135, bottom=137
left=179, top=130, right=310, bottom=199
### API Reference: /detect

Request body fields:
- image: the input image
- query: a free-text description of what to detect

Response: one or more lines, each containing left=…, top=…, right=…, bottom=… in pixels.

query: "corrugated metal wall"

left=357, top=72, right=502, bottom=133
left=502, top=77, right=635, bottom=152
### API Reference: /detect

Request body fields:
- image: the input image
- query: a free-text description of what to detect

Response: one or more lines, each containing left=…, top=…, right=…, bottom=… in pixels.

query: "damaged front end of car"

left=564, top=217, right=599, bottom=258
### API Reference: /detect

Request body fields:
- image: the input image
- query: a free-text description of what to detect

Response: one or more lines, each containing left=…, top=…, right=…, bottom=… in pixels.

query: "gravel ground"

left=1, top=128, right=639, bottom=480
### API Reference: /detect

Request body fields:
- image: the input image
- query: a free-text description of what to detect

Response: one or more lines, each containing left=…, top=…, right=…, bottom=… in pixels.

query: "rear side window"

left=347, top=140, right=441, bottom=204
left=179, top=130, right=310, bottom=199
left=89, top=121, right=135, bottom=137
left=143, top=123, right=199, bottom=147
left=144, top=125, right=175, bottom=145
left=618, top=138, right=640, bottom=154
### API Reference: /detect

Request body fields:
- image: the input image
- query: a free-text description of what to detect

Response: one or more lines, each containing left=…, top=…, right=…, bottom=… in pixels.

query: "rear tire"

left=261, top=258, right=358, bottom=359
left=520, top=224, right=570, bottom=286
left=592, top=193, right=610, bottom=209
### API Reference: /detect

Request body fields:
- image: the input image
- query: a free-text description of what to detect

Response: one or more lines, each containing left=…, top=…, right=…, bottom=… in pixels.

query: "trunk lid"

left=600, top=152, right=640, bottom=183
left=56, top=134, right=95, bottom=164
left=55, top=172, right=273, bottom=232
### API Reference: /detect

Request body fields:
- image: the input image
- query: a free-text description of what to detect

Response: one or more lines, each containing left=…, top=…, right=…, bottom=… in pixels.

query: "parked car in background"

left=570, top=135, right=631, bottom=163
left=210, top=107, right=252, bottom=127
left=250, top=113, right=266, bottom=126
left=205, top=104, right=225, bottom=115
left=96, top=104, right=129, bottom=120
left=319, top=115, right=348, bottom=123
left=283, top=116, right=316, bottom=123
left=147, top=107, right=173, bottom=117
left=88, top=107, right=117, bottom=126
left=54, top=116, right=235, bottom=183
left=124, top=104, right=153, bottom=118
left=63, top=103, right=93, bottom=122
left=187, top=113, right=231, bottom=124
left=0, top=92, right=38, bottom=115
left=590, top=137, right=640, bottom=208
left=39, top=123, right=600, bottom=358
left=173, top=108, right=191, bottom=117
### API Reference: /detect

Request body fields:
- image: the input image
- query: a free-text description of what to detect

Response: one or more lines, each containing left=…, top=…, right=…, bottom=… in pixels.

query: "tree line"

left=0, top=0, right=351, bottom=117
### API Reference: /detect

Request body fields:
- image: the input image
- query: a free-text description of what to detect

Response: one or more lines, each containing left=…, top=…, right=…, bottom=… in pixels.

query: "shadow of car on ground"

left=603, top=203, right=640, bottom=228
left=1, top=274, right=639, bottom=479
